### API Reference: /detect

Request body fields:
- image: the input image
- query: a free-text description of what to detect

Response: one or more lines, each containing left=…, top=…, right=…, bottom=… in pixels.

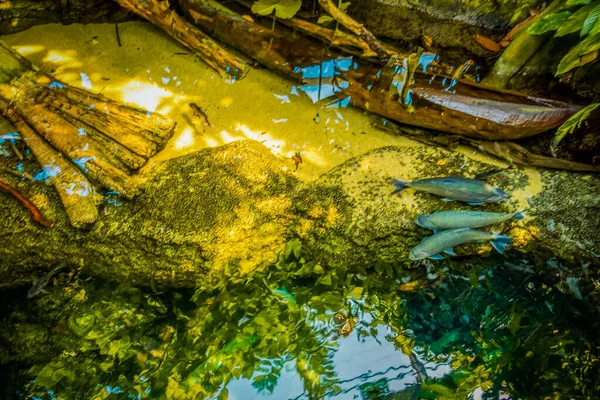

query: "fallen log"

left=113, top=0, right=249, bottom=79
left=180, top=0, right=579, bottom=140
left=0, top=41, right=176, bottom=227
left=373, top=116, right=600, bottom=173
left=0, top=99, right=99, bottom=228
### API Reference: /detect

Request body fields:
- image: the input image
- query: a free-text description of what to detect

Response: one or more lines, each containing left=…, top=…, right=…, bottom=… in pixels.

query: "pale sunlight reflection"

left=118, top=81, right=173, bottom=113
left=14, top=45, right=45, bottom=56
left=173, top=127, right=195, bottom=150
left=203, top=137, right=220, bottom=147
left=233, top=124, right=286, bottom=156
left=43, top=50, right=81, bottom=68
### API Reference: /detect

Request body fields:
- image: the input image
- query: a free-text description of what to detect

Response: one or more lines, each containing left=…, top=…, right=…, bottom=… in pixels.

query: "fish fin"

left=443, top=248, right=456, bottom=255
left=442, top=198, right=455, bottom=202
left=433, top=210, right=440, bottom=213
left=428, top=254, right=445, bottom=260
left=391, top=179, right=409, bottom=195
left=491, top=235, right=511, bottom=254
left=514, top=211, right=526, bottom=220
left=466, top=202, right=485, bottom=205
left=433, top=229, right=443, bottom=234
left=420, top=236, right=429, bottom=243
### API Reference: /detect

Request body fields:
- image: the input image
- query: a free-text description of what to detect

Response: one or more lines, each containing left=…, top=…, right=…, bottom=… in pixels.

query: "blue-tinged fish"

left=392, top=177, right=509, bottom=204
left=27, top=263, right=66, bottom=298
left=416, top=210, right=525, bottom=230
left=409, top=228, right=511, bottom=260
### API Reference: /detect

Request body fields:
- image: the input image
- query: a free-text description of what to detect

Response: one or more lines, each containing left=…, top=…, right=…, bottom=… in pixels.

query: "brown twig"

left=115, top=23, right=122, bottom=47
left=0, top=178, right=54, bottom=227
left=317, top=0, right=389, bottom=60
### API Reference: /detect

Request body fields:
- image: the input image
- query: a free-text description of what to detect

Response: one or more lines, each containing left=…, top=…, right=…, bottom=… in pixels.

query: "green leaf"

left=251, top=0, right=302, bottom=19
left=528, top=11, right=572, bottom=35
left=556, top=3, right=598, bottom=36
left=566, top=0, right=592, bottom=5
left=556, top=33, right=600, bottom=74
left=581, top=3, right=600, bottom=36
left=553, top=103, right=599, bottom=148
left=317, top=14, right=335, bottom=25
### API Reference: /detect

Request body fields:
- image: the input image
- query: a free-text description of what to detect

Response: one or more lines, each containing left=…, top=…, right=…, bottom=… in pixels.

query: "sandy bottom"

left=1, top=21, right=541, bottom=206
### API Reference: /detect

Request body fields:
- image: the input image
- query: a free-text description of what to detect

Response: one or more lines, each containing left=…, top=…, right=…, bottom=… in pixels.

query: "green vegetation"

left=1, top=240, right=599, bottom=399
left=528, top=0, right=600, bottom=75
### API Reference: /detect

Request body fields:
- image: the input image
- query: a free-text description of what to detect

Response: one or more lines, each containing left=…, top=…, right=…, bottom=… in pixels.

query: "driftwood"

left=317, top=0, right=389, bottom=59
left=180, top=0, right=578, bottom=140
left=113, top=0, right=249, bottom=79
left=373, top=116, right=600, bottom=173
left=0, top=41, right=176, bottom=227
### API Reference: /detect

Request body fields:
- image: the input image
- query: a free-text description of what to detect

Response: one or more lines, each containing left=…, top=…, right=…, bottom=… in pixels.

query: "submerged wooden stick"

left=317, top=0, right=389, bottom=59
left=0, top=177, right=54, bottom=228
left=113, top=0, right=249, bottom=79
left=0, top=99, right=99, bottom=227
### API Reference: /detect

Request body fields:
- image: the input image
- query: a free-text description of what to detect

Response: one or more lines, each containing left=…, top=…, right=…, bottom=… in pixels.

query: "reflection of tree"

left=1, top=243, right=599, bottom=399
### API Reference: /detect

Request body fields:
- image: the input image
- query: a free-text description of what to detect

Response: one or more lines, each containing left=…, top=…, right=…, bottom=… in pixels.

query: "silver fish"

left=392, top=176, right=509, bottom=204
left=409, top=228, right=511, bottom=260
left=27, top=263, right=66, bottom=298
left=416, top=210, right=525, bottom=230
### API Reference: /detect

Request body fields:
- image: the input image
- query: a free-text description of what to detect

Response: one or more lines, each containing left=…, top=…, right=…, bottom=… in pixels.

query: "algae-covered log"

left=0, top=41, right=176, bottom=227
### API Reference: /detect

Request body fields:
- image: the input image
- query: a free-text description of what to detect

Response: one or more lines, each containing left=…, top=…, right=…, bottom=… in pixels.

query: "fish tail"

left=514, top=211, right=526, bottom=220
left=391, top=179, right=409, bottom=195
left=491, top=235, right=511, bottom=254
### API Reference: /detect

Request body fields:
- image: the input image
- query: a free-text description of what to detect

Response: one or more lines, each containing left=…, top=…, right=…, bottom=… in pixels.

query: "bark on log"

left=0, top=41, right=176, bottom=226
left=113, top=0, right=249, bottom=79
left=0, top=99, right=99, bottom=228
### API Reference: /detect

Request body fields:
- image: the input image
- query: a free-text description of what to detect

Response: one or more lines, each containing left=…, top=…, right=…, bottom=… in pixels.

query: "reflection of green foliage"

left=1, top=243, right=599, bottom=399
left=528, top=0, right=600, bottom=75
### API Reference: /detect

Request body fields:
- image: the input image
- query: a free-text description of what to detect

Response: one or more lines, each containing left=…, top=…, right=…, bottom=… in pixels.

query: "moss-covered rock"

left=2, top=140, right=598, bottom=290
left=293, top=145, right=600, bottom=269
left=0, top=140, right=296, bottom=289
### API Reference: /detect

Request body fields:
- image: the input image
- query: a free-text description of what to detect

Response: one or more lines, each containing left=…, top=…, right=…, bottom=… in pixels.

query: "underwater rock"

left=347, top=0, right=544, bottom=58
left=0, top=140, right=296, bottom=289
left=293, top=145, right=600, bottom=268
left=2, top=140, right=598, bottom=290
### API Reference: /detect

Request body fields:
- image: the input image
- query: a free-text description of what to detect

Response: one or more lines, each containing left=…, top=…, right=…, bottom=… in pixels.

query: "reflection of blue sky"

left=65, top=181, right=91, bottom=197
left=226, top=315, right=449, bottom=399
left=32, top=163, right=61, bottom=183
left=73, top=156, right=96, bottom=172
left=293, top=57, right=354, bottom=105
